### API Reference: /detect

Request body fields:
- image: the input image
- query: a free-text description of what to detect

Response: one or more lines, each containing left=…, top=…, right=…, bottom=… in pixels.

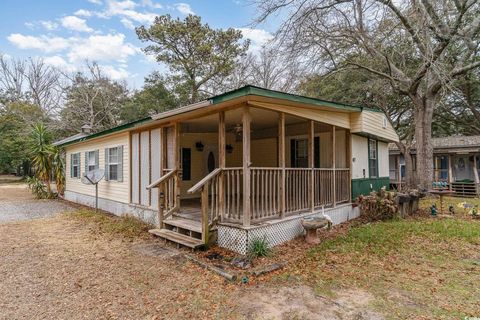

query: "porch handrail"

left=147, top=169, right=177, bottom=189
left=188, top=168, right=222, bottom=194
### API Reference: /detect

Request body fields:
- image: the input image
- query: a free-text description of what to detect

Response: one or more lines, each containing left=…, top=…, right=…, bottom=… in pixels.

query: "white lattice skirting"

left=218, top=204, right=360, bottom=255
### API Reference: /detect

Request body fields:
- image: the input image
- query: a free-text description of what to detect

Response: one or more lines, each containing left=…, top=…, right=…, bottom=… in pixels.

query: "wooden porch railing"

left=147, top=169, right=178, bottom=228
left=335, top=168, right=350, bottom=204
left=285, top=168, right=311, bottom=214
left=224, top=168, right=243, bottom=222
left=188, top=167, right=351, bottom=229
left=251, top=168, right=282, bottom=220
left=314, top=169, right=334, bottom=207
left=188, top=168, right=223, bottom=243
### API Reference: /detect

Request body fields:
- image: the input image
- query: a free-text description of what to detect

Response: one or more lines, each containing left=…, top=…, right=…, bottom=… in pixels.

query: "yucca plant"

left=51, top=146, right=65, bottom=196
left=26, top=176, right=49, bottom=199
left=30, top=123, right=54, bottom=195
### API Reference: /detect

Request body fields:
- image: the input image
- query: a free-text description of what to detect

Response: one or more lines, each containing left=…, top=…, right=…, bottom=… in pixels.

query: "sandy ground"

left=0, top=184, right=76, bottom=223
left=0, top=183, right=383, bottom=319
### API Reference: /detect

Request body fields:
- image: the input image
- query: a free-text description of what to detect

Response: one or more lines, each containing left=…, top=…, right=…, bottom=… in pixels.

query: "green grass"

left=309, top=218, right=480, bottom=257
left=70, top=209, right=153, bottom=239
left=283, top=213, right=480, bottom=319
left=420, top=196, right=480, bottom=214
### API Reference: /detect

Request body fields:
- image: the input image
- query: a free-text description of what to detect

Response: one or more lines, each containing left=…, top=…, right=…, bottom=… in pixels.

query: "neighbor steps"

left=451, top=182, right=478, bottom=198
left=149, top=216, right=204, bottom=249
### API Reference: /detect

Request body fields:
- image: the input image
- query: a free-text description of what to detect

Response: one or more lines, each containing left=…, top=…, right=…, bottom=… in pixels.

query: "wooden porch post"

left=279, top=112, right=286, bottom=218
left=157, top=127, right=166, bottom=228
left=218, top=111, right=226, bottom=221
left=308, top=120, right=315, bottom=212
left=173, top=123, right=181, bottom=211
left=346, top=130, right=352, bottom=203
left=332, top=125, right=336, bottom=207
left=473, top=154, right=479, bottom=184
left=242, top=106, right=251, bottom=226
left=448, top=154, right=453, bottom=190
left=395, top=154, right=400, bottom=191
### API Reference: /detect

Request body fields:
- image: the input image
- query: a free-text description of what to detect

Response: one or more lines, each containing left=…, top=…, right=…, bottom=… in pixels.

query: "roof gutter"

left=151, top=99, right=212, bottom=120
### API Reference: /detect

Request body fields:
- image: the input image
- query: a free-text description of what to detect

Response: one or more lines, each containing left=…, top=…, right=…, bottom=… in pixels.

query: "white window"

left=85, top=150, right=99, bottom=173
left=105, top=146, right=123, bottom=182
left=70, top=153, right=80, bottom=178
left=369, top=139, right=378, bottom=178
left=292, top=138, right=308, bottom=168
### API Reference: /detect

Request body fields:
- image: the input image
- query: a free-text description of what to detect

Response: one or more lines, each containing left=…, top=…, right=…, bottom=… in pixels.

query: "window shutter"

left=104, top=148, right=110, bottom=181
left=118, top=146, right=123, bottom=182
left=95, top=149, right=99, bottom=170
left=314, top=136, right=320, bottom=168
left=290, top=139, right=296, bottom=168
left=84, top=152, right=89, bottom=175
left=181, top=148, right=191, bottom=181
left=70, top=154, right=74, bottom=178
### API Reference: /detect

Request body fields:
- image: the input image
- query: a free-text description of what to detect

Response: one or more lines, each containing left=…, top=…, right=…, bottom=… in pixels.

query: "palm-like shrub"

left=30, top=123, right=54, bottom=195
left=51, top=146, right=65, bottom=196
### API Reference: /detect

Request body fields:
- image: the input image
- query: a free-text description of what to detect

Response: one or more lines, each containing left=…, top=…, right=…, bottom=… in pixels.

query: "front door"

left=204, top=145, right=218, bottom=174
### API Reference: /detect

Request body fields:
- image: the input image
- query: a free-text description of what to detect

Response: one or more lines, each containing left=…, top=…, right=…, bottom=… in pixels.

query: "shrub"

left=357, top=189, right=398, bottom=222
left=247, top=236, right=271, bottom=258
left=26, top=176, right=55, bottom=199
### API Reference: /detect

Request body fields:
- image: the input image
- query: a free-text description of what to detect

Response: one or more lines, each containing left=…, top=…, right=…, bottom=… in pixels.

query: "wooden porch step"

left=148, top=229, right=204, bottom=248
left=164, top=217, right=202, bottom=233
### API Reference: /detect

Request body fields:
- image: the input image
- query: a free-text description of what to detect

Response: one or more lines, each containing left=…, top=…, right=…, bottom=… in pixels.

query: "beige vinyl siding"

left=180, top=132, right=242, bottom=197
left=351, top=134, right=368, bottom=179
left=249, top=101, right=351, bottom=129
left=378, top=141, right=389, bottom=177
left=351, top=111, right=399, bottom=142
left=65, top=132, right=130, bottom=203
left=284, top=131, right=346, bottom=168
left=319, top=132, right=333, bottom=167
left=335, top=129, right=347, bottom=168
left=349, top=112, right=363, bottom=132
left=251, top=138, right=277, bottom=167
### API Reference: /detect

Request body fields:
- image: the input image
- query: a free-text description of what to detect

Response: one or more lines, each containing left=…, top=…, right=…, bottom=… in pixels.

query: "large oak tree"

left=255, top=0, right=480, bottom=188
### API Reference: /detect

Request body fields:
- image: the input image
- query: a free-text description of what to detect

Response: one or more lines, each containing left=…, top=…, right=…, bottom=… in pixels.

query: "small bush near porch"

left=263, top=200, right=480, bottom=319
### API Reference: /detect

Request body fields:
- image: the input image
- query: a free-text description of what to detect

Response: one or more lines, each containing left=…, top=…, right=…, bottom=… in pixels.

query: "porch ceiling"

left=181, top=107, right=334, bottom=133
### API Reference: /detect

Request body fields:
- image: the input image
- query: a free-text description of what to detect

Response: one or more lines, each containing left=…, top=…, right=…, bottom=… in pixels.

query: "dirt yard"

left=0, top=211, right=383, bottom=320
left=1, top=186, right=479, bottom=319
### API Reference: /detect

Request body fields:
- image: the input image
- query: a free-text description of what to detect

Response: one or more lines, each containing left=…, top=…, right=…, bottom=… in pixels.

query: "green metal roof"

left=57, top=116, right=152, bottom=147
left=57, top=85, right=385, bottom=148
left=211, top=85, right=383, bottom=113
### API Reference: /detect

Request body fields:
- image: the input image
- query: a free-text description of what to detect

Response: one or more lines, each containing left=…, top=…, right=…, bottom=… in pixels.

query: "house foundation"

left=218, top=203, right=359, bottom=254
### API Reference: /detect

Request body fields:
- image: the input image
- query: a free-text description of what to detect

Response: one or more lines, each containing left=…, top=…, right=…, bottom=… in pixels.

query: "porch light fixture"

left=195, top=141, right=204, bottom=152
left=226, top=144, right=233, bottom=154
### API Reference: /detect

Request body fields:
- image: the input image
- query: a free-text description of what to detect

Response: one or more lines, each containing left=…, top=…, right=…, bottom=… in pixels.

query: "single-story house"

left=389, top=135, right=480, bottom=197
left=55, top=86, right=399, bottom=254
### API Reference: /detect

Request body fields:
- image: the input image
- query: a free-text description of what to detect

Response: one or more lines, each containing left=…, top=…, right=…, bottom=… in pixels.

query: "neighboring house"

left=389, top=135, right=480, bottom=197
left=55, top=86, right=399, bottom=254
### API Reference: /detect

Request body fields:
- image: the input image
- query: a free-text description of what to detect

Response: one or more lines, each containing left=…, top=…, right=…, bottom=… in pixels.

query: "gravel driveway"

left=0, top=184, right=76, bottom=223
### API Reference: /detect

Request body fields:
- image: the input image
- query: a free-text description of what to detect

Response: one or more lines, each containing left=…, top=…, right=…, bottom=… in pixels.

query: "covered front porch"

left=133, top=102, right=352, bottom=250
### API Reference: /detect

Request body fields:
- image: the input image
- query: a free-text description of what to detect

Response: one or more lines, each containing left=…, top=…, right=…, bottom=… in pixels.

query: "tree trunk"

left=403, top=148, right=415, bottom=187
left=397, top=142, right=415, bottom=188
left=413, top=97, right=434, bottom=190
